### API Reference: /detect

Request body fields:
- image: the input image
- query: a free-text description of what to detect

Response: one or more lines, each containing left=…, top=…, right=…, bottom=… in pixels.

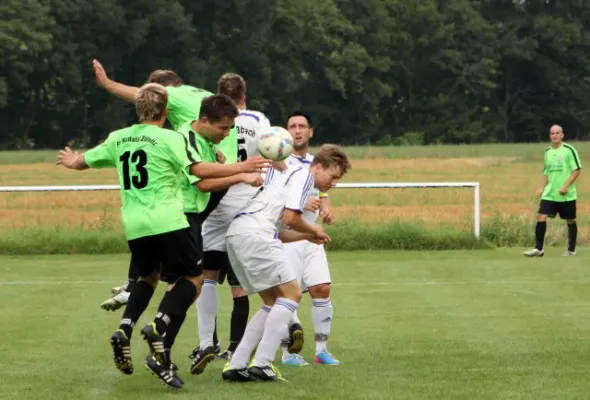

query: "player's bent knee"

left=567, top=219, right=576, bottom=224
left=203, top=269, right=219, bottom=280
left=138, top=270, right=160, bottom=288
left=309, top=283, right=330, bottom=299
left=537, top=214, right=548, bottom=222
left=231, top=286, right=247, bottom=298
left=277, top=280, right=302, bottom=303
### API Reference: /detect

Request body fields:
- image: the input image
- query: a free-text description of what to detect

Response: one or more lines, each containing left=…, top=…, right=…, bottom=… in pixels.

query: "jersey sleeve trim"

left=264, top=167, right=276, bottom=185
left=298, top=173, right=314, bottom=211
left=178, top=132, right=196, bottom=163
left=564, top=144, right=582, bottom=169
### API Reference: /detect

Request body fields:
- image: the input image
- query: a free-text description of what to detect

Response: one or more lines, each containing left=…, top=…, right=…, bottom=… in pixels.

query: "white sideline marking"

left=0, top=280, right=589, bottom=286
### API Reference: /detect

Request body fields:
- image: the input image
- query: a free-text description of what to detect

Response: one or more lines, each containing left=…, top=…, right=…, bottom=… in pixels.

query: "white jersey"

left=286, top=153, right=320, bottom=224
left=223, top=109, right=271, bottom=205
left=227, top=165, right=315, bottom=237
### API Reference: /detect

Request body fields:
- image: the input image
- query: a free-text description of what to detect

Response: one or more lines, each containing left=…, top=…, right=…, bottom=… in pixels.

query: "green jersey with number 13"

left=85, top=124, right=194, bottom=240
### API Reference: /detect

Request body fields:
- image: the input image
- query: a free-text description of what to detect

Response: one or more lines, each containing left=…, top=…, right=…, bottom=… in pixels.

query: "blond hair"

left=135, top=83, right=168, bottom=122
left=217, top=73, right=246, bottom=104
left=312, top=144, right=352, bottom=177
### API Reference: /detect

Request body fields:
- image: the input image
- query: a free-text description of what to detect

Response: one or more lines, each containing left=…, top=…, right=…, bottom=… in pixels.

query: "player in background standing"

left=190, top=73, right=272, bottom=371
left=524, top=125, right=582, bottom=257
left=92, top=60, right=237, bottom=309
left=278, top=112, right=340, bottom=366
left=221, top=144, right=351, bottom=382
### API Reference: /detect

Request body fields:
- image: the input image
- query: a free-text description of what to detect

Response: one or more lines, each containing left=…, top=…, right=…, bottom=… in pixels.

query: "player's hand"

left=309, top=233, right=331, bottom=245
left=240, top=156, right=271, bottom=173
left=535, top=188, right=543, bottom=197
left=216, top=149, right=226, bottom=164
left=311, top=224, right=331, bottom=243
left=304, top=198, right=321, bottom=212
left=560, top=185, right=568, bottom=195
left=56, top=147, right=79, bottom=169
left=242, top=173, right=264, bottom=187
left=271, top=160, right=288, bottom=172
left=92, top=59, right=110, bottom=88
left=320, top=207, right=334, bottom=224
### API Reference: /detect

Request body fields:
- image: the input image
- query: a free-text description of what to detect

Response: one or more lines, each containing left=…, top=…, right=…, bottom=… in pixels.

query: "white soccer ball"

left=257, top=126, right=294, bottom=161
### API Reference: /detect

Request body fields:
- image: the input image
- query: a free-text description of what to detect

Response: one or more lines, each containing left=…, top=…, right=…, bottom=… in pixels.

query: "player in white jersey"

left=278, top=112, right=341, bottom=367
left=221, top=144, right=351, bottom=383
left=190, top=73, right=273, bottom=373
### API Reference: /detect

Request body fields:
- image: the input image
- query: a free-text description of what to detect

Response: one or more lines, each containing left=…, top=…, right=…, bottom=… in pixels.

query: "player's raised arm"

left=56, top=146, right=89, bottom=170
left=93, top=59, right=138, bottom=103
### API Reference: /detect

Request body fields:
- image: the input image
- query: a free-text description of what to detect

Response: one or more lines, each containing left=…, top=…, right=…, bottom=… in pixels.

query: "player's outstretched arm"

left=93, top=59, right=138, bottom=103
left=196, top=173, right=263, bottom=193
left=190, top=156, right=270, bottom=179
left=56, top=147, right=89, bottom=170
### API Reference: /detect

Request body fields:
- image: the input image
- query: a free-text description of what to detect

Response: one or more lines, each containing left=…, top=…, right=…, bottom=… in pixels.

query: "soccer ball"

left=257, top=126, right=294, bottom=161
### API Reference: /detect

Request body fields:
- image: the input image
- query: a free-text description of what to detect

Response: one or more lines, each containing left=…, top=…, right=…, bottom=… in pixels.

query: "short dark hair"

left=286, top=111, right=312, bottom=128
left=217, top=73, right=247, bottom=104
left=199, top=94, right=239, bottom=122
left=147, top=69, right=183, bottom=87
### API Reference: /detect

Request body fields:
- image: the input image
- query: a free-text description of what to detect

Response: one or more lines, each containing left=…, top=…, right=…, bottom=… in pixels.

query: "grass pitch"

left=1, top=249, right=589, bottom=399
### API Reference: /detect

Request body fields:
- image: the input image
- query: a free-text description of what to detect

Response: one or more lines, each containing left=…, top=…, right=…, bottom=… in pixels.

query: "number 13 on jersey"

left=120, top=150, right=149, bottom=190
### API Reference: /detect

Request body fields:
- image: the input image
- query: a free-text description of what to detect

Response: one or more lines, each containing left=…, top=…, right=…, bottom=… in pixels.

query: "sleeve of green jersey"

left=217, top=127, right=238, bottom=164
left=185, top=139, right=200, bottom=184
left=85, top=136, right=115, bottom=168
left=568, top=147, right=582, bottom=170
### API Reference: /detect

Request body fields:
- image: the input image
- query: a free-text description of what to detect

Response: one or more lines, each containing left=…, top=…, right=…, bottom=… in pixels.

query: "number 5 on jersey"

left=120, top=150, right=149, bottom=190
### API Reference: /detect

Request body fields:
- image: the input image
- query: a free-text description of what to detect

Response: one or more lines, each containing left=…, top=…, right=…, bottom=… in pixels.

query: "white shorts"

left=226, top=233, right=297, bottom=295
left=283, top=240, right=331, bottom=291
left=202, top=203, right=240, bottom=252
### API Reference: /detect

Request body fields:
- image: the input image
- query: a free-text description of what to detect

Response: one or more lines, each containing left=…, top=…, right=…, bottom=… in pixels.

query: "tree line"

left=2, top=0, right=590, bottom=149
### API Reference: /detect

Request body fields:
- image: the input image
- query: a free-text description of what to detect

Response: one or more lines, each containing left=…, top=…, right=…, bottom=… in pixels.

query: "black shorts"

left=203, top=250, right=241, bottom=287
left=538, top=199, right=577, bottom=220
left=128, top=227, right=202, bottom=284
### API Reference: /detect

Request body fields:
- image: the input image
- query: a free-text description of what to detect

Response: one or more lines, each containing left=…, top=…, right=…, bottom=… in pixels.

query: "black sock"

left=125, top=260, right=139, bottom=293
left=154, top=278, right=198, bottom=335
left=535, top=221, right=547, bottom=251
left=228, top=295, right=249, bottom=352
left=120, top=280, right=155, bottom=338
left=213, top=317, right=219, bottom=348
left=568, top=222, right=578, bottom=252
left=163, top=312, right=186, bottom=360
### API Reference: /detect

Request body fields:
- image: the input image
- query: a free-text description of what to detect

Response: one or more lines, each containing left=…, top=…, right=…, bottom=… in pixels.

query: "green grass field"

left=2, top=250, right=590, bottom=400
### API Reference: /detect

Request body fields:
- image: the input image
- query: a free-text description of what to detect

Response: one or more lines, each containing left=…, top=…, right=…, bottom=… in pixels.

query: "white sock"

left=196, top=279, right=218, bottom=349
left=253, top=298, right=299, bottom=367
left=230, top=306, right=271, bottom=369
left=289, top=309, right=301, bottom=326
left=281, top=343, right=291, bottom=360
left=312, top=297, right=332, bottom=353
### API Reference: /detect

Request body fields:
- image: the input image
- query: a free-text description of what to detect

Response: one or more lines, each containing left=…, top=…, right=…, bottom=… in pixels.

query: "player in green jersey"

left=524, top=125, right=582, bottom=257
left=57, top=86, right=267, bottom=389
left=92, top=60, right=237, bottom=308
left=92, top=59, right=237, bottom=162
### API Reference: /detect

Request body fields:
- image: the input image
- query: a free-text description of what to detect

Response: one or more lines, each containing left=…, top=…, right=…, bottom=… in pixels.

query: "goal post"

left=0, top=182, right=481, bottom=240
